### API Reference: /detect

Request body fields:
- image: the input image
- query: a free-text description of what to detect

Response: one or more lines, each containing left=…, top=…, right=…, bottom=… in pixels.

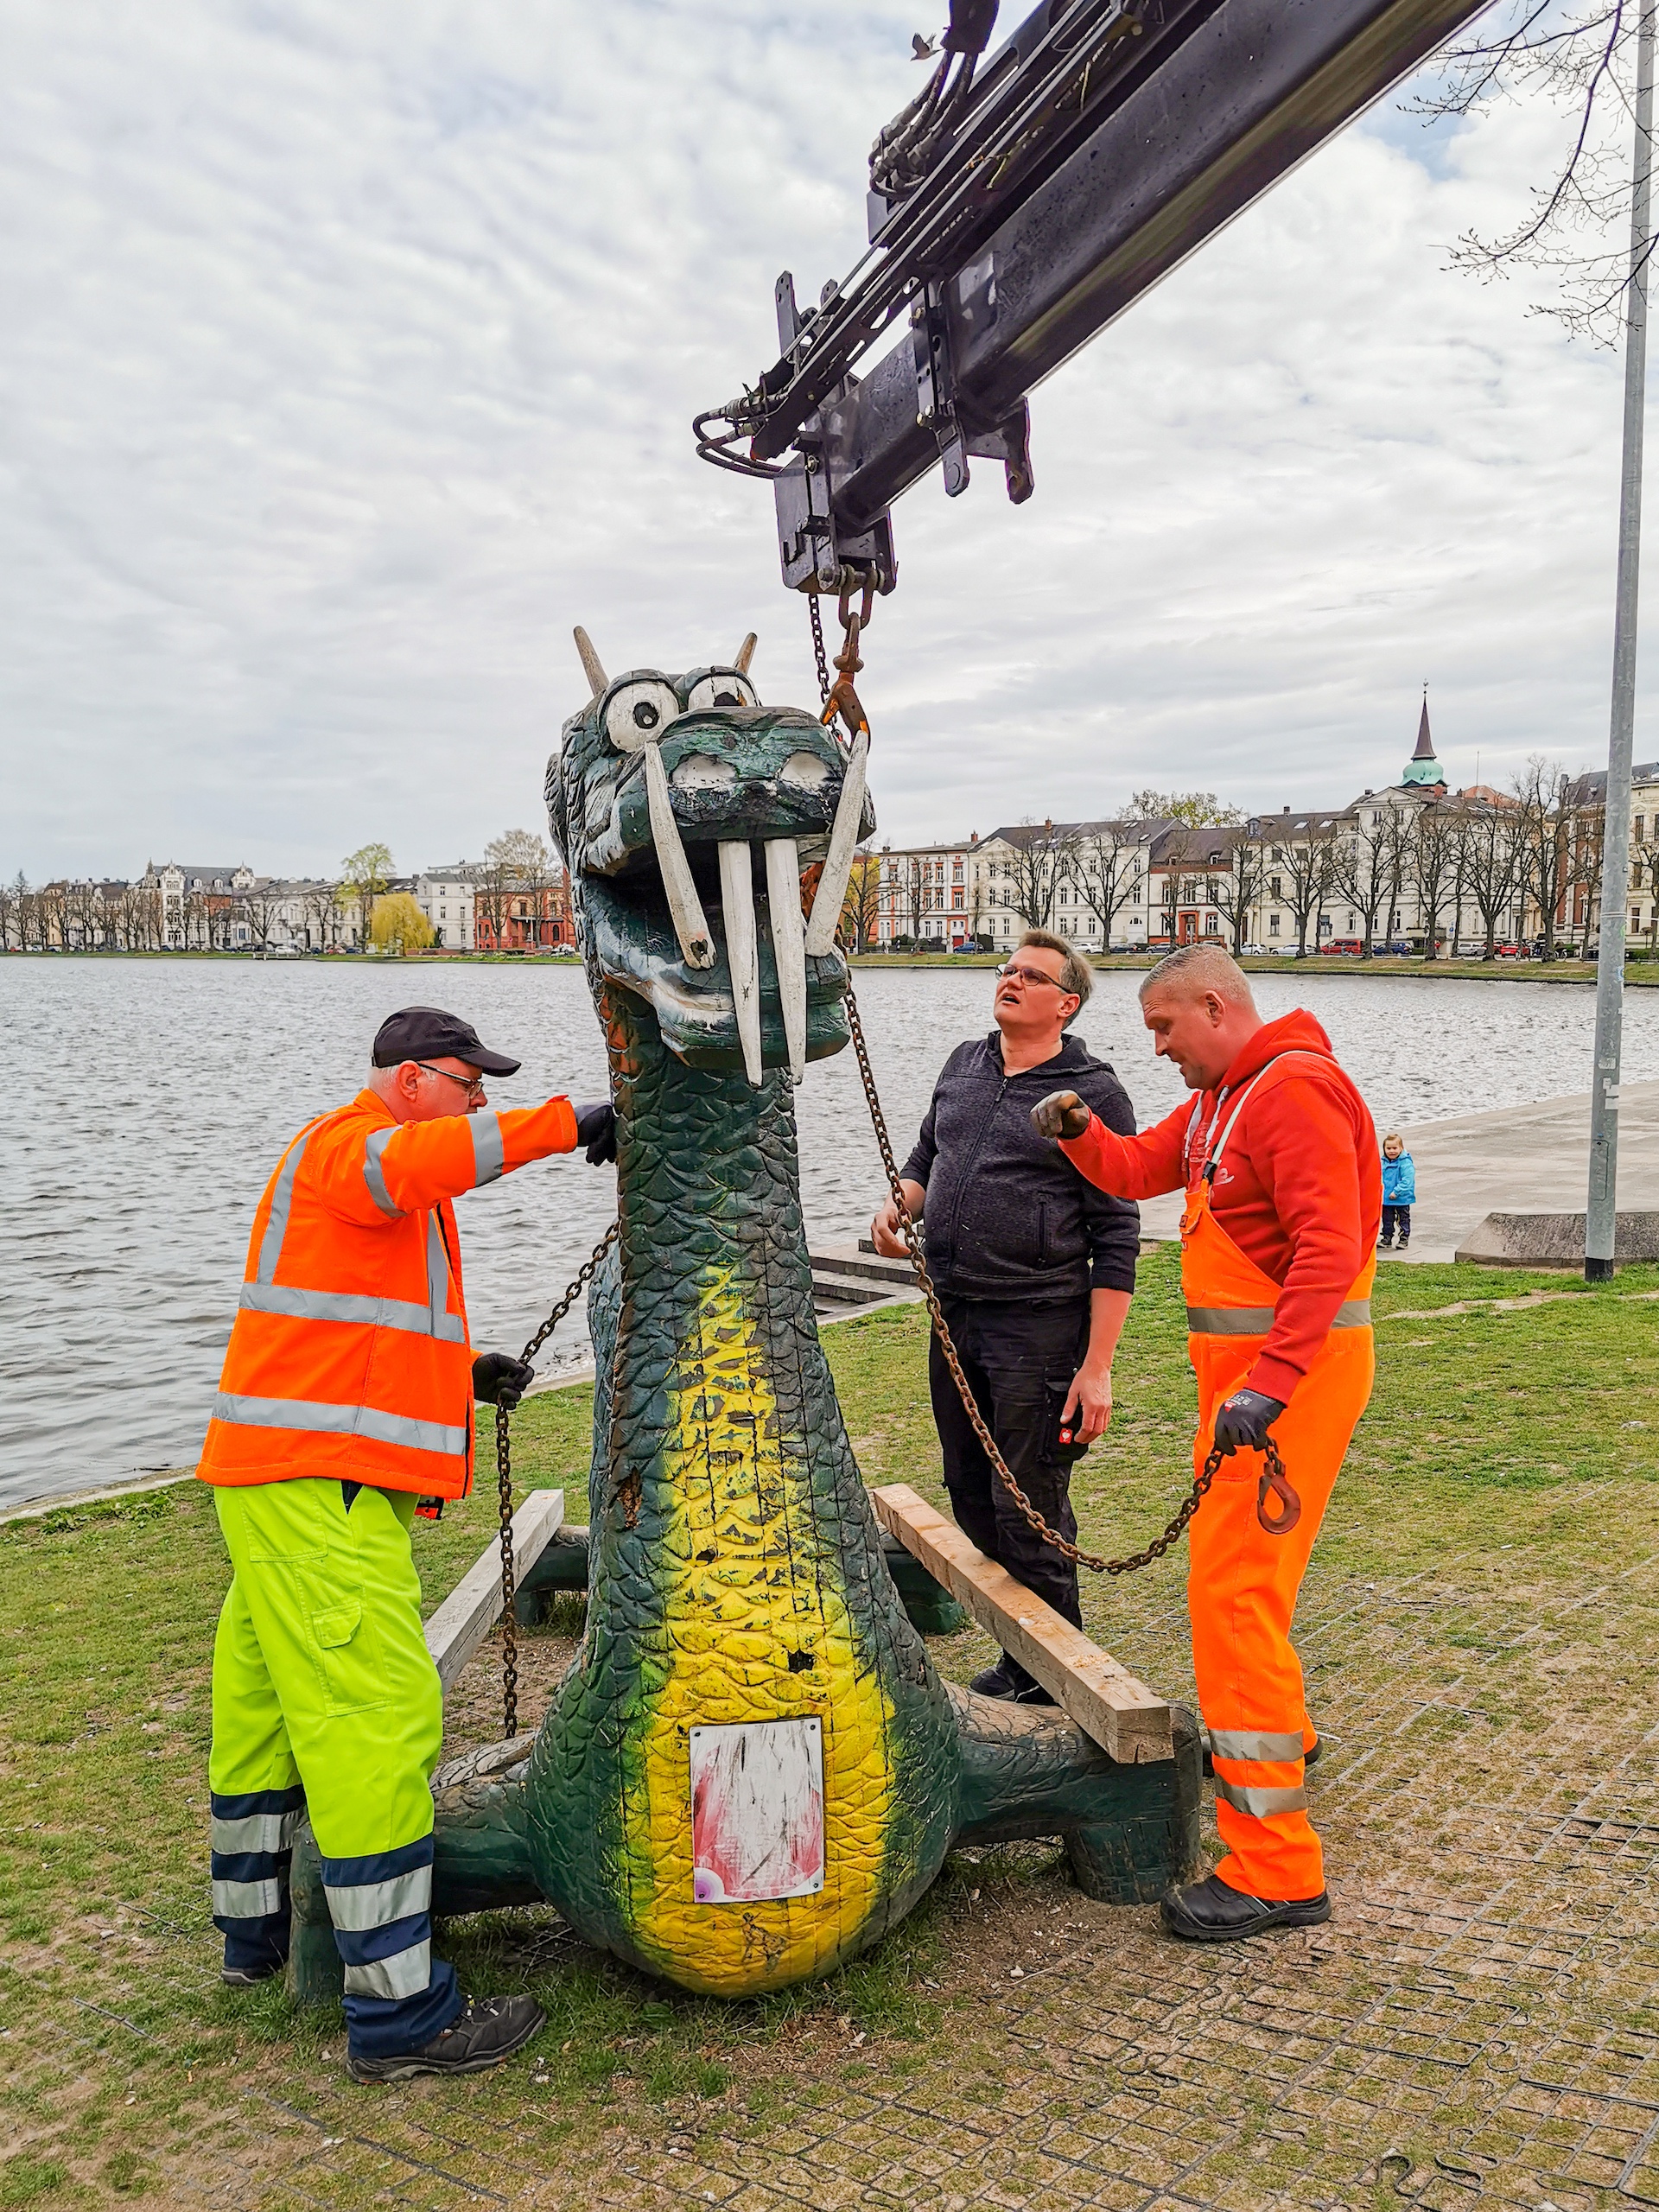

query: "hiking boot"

left=1160, top=1873, right=1331, bottom=1943
left=346, top=1993, right=544, bottom=2083
left=220, top=1960, right=284, bottom=1988
left=969, top=1656, right=1022, bottom=1700
left=1011, top=1679, right=1058, bottom=1707
left=1202, top=1735, right=1320, bottom=1777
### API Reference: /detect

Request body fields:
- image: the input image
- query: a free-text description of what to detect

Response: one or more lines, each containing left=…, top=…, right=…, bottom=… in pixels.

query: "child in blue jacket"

left=1380, top=1132, right=1414, bottom=1250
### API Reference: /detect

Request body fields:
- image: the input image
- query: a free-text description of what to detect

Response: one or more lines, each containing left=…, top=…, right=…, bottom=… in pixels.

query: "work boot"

left=346, top=1993, right=545, bottom=2084
left=969, top=1656, right=1022, bottom=1700
left=220, top=1960, right=284, bottom=1988
left=1160, top=1873, right=1331, bottom=1942
left=1201, top=1735, right=1320, bottom=1778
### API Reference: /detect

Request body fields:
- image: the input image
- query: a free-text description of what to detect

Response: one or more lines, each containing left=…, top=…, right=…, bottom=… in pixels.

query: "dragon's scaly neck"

left=524, top=984, right=955, bottom=1994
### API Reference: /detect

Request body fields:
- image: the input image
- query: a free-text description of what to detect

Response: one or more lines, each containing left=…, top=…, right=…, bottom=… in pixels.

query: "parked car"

left=1494, top=943, right=1523, bottom=959
left=1320, top=938, right=1365, bottom=957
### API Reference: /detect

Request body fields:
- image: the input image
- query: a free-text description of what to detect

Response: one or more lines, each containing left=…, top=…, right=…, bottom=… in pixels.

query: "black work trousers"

left=929, top=1294, right=1090, bottom=1658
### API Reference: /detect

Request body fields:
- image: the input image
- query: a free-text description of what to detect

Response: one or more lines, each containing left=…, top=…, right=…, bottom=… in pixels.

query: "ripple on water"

left=2, top=957, right=1643, bottom=1505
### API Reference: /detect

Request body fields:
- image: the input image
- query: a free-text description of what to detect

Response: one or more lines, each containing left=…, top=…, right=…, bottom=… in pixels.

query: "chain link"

left=494, top=1220, right=619, bottom=1737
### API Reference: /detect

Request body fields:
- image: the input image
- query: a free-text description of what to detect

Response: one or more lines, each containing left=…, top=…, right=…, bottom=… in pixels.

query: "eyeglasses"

left=416, top=1062, right=487, bottom=1100
left=995, top=963, right=1071, bottom=990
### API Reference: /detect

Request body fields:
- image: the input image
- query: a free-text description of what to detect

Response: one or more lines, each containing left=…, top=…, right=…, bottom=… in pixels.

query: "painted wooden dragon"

left=291, top=635, right=1198, bottom=2003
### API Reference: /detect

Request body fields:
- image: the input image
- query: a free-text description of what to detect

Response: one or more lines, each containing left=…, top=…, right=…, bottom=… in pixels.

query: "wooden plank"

left=424, top=1488, right=565, bottom=1698
left=870, top=1484, right=1173, bottom=1764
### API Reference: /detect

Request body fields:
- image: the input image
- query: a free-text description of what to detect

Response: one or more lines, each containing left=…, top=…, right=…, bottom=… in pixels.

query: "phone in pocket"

left=1047, top=1386, right=1090, bottom=1465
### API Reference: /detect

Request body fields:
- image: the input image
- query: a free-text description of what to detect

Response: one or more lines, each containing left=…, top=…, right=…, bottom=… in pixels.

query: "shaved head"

left=1137, top=945, right=1263, bottom=1090
left=1139, top=944, right=1256, bottom=1012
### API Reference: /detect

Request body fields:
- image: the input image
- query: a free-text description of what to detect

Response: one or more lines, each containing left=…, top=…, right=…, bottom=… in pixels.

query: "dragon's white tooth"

left=645, top=742, right=716, bottom=970
left=804, top=728, right=868, bottom=957
left=765, top=837, right=807, bottom=1081
left=720, top=841, right=763, bottom=1088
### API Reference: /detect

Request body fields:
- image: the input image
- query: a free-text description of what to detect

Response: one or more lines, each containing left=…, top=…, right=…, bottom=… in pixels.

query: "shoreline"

left=3, top=947, right=1649, bottom=984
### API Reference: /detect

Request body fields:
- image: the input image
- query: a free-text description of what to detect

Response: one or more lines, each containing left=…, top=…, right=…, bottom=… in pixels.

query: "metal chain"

left=804, top=579, right=1283, bottom=1574
left=808, top=589, right=832, bottom=709
left=842, top=972, right=1245, bottom=1571
left=494, top=1220, right=619, bottom=1736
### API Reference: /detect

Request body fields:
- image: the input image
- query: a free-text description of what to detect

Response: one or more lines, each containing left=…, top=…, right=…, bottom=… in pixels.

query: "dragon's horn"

left=734, top=632, right=757, bottom=676
left=573, top=626, right=607, bottom=696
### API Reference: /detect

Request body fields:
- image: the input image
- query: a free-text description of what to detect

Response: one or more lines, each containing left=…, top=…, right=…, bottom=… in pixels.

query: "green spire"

left=1402, top=689, right=1446, bottom=788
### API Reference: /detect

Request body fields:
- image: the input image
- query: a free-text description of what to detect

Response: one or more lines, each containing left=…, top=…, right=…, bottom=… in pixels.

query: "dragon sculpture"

left=289, top=635, right=1198, bottom=2003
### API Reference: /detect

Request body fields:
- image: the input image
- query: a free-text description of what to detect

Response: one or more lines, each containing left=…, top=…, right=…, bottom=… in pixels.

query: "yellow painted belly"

left=619, top=1270, right=895, bottom=1993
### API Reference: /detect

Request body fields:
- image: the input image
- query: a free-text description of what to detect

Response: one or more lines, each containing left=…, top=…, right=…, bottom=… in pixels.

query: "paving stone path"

left=14, top=1525, right=1655, bottom=2210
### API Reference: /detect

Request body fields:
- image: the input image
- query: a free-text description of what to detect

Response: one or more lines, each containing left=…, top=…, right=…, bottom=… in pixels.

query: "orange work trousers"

left=1182, top=1177, right=1374, bottom=1901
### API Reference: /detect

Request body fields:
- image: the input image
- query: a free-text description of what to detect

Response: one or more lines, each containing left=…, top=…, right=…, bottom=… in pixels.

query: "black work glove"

left=472, top=1352, right=536, bottom=1410
left=572, top=1098, right=617, bottom=1166
left=1211, top=1388, right=1286, bottom=1457
left=1030, top=1089, right=1091, bottom=1141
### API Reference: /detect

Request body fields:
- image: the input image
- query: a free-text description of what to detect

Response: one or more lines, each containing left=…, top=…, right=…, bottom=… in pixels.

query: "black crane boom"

left=693, top=0, right=1491, bottom=599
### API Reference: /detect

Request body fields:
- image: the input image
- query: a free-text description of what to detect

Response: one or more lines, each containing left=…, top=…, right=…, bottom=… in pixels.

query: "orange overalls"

left=1181, top=1058, right=1375, bottom=1902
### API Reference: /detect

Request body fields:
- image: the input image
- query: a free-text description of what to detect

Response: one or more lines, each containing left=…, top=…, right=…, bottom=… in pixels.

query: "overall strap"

left=1203, top=1052, right=1333, bottom=1184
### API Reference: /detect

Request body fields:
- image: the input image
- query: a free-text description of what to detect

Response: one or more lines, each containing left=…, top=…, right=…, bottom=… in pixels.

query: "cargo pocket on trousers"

left=306, top=1593, right=385, bottom=1717
left=1039, top=1378, right=1088, bottom=1470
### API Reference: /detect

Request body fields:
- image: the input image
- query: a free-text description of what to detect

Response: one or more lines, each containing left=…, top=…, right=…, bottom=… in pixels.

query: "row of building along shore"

left=864, top=707, right=1659, bottom=959
left=10, top=706, right=1659, bottom=960
left=0, top=857, right=575, bottom=956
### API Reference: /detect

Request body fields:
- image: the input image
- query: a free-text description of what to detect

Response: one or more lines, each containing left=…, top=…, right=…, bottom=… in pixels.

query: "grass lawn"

left=3, top=1248, right=1656, bottom=2208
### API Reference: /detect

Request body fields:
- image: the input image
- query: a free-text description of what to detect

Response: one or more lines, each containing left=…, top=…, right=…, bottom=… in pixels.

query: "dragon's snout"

left=552, top=629, right=874, bottom=1086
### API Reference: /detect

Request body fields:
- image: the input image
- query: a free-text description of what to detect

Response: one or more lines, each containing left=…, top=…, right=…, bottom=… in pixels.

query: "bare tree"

left=1203, top=832, right=1266, bottom=954
left=1569, top=803, right=1606, bottom=953
left=1411, top=4, right=1650, bottom=345
left=242, top=880, right=288, bottom=952
left=1411, top=804, right=1460, bottom=959
left=1632, top=814, right=1659, bottom=950
left=1276, top=822, right=1338, bottom=957
left=1005, top=821, right=1075, bottom=931
left=1329, top=816, right=1393, bottom=958
left=1460, top=798, right=1524, bottom=957
left=0, top=875, right=16, bottom=951
left=1074, top=823, right=1143, bottom=950
left=1371, top=807, right=1418, bottom=953
left=1513, top=757, right=1580, bottom=957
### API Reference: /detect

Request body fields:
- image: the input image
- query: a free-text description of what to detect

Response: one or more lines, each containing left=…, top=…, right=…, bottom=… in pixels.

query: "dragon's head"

left=545, top=627, right=874, bottom=1080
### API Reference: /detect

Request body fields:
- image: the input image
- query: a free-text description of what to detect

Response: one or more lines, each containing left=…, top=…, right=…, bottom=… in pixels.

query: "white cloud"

left=0, top=1, right=1648, bottom=877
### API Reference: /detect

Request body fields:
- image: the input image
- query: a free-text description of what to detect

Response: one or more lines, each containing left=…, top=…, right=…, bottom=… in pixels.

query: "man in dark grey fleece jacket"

left=871, top=930, right=1140, bottom=1700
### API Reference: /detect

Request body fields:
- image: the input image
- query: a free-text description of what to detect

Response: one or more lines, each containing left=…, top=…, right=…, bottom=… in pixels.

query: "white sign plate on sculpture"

left=690, top=1716, right=825, bottom=1904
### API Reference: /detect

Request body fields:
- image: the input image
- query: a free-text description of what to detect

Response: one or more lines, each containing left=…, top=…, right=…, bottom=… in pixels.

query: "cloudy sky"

left=3, top=1, right=1650, bottom=880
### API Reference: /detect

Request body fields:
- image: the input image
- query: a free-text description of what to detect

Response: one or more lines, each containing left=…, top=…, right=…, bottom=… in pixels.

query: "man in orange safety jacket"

left=198, top=1006, right=615, bottom=2080
left=1032, top=944, right=1379, bottom=1942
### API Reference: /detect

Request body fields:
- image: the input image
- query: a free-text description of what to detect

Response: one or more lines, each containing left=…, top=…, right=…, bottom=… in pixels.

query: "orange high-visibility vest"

left=1180, top=1055, right=1375, bottom=1901
left=198, top=1090, right=579, bottom=1500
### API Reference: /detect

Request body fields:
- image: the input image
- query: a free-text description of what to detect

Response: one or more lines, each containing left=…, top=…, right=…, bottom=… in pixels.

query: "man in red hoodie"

left=1032, top=944, right=1379, bottom=1942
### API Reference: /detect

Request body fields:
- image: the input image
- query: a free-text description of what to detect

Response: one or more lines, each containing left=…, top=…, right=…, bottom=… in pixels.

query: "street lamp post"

left=1587, top=0, right=1657, bottom=1283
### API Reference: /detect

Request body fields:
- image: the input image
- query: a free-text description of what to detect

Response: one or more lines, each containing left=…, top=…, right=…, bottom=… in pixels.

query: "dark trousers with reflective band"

left=209, top=1477, right=461, bottom=2058
left=930, top=1294, right=1090, bottom=1665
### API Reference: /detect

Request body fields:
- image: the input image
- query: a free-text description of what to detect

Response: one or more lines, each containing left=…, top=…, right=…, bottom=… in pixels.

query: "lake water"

left=4, top=956, right=1651, bottom=1510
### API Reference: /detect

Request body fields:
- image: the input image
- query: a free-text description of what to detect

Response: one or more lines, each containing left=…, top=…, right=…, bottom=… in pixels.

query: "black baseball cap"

left=372, top=1007, right=521, bottom=1077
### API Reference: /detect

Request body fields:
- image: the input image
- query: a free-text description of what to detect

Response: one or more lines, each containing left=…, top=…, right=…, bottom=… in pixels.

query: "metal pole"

left=1587, top=0, right=1657, bottom=1282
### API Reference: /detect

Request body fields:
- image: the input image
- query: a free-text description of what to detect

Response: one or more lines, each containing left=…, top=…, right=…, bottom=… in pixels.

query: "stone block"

left=1454, top=1210, right=1659, bottom=1266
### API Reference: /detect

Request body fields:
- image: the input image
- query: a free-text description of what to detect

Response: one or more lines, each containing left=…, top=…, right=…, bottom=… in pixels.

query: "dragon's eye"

left=686, top=672, right=760, bottom=714
left=603, top=677, right=682, bottom=753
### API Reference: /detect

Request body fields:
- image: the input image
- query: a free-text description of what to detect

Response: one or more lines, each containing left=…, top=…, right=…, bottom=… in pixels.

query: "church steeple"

left=1402, top=686, right=1447, bottom=789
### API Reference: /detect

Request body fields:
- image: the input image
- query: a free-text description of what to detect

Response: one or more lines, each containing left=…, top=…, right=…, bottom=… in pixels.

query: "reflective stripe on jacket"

left=198, top=1090, right=579, bottom=1498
